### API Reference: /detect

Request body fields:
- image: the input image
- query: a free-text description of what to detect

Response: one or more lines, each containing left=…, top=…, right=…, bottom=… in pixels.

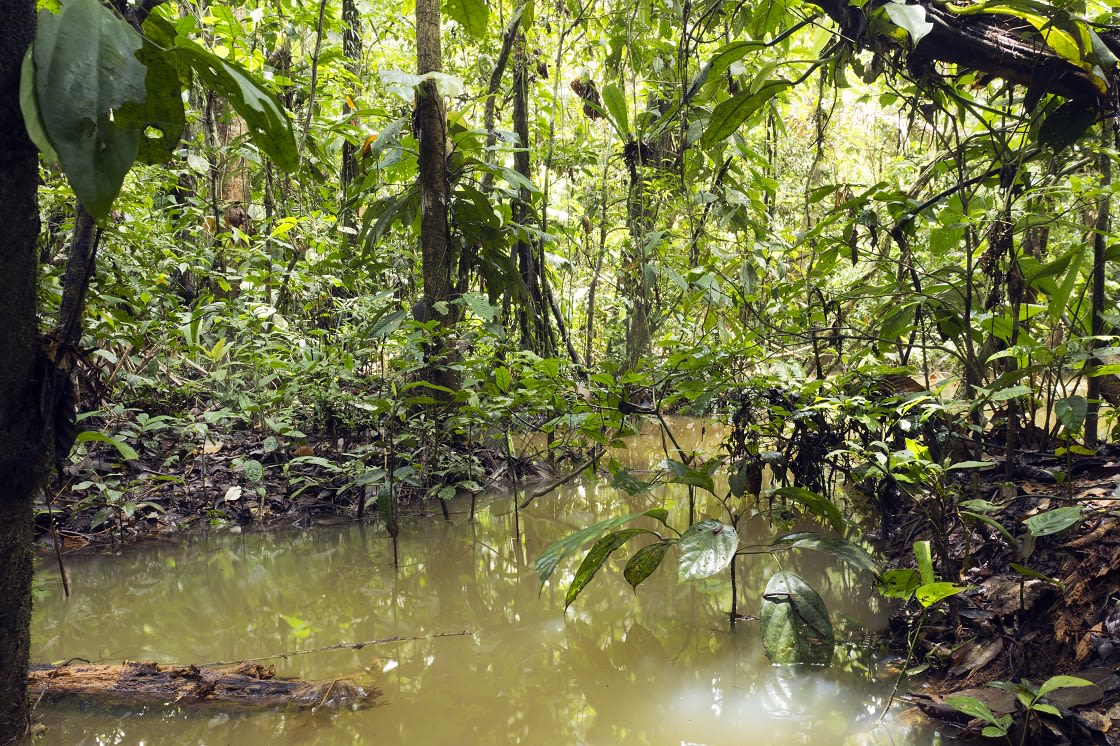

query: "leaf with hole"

left=565, top=529, right=649, bottom=607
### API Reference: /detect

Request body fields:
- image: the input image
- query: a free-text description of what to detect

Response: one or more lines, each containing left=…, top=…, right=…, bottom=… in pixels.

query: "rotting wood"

left=29, top=660, right=377, bottom=710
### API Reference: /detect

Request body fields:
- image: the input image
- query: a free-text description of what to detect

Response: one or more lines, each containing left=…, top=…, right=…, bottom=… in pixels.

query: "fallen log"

left=29, top=660, right=377, bottom=711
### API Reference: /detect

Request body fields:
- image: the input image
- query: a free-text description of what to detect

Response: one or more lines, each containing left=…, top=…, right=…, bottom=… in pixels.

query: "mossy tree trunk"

left=0, top=0, right=46, bottom=740
left=415, top=0, right=459, bottom=396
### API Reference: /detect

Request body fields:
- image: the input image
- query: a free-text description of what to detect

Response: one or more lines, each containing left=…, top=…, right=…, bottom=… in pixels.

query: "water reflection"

left=32, top=418, right=940, bottom=745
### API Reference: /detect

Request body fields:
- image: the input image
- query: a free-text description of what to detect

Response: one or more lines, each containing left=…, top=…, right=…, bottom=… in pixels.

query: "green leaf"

left=19, top=49, right=58, bottom=162
left=610, top=467, right=656, bottom=496
left=119, top=39, right=186, bottom=165
left=664, top=459, right=715, bottom=494
left=760, top=571, right=834, bottom=665
left=443, top=0, right=489, bottom=38
left=877, top=568, right=921, bottom=599
left=773, top=532, right=882, bottom=575
left=1038, top=102, right=1097, bottom=151
left=241, top=459, right=265, bottom=482
left=944, top=695, right=1000, bottom=725
left=494, top=366, right=511, bottom=393
left=535, top=509, right=669, bottom=585
left=914, top=539, right=935, bottom=586
left=1024, top=506, right=1083, bottom=537
left=1055, top=396, right=1087, bottom=432
left=171, top=41, right=297, bottom=172
left=988, top=384, right=1033, bottom=402
left=915, top=581, right=969, bottom=608
left=623, top=540, right=672, bottom=589
left=1037, top=675, right=1094, bottom=698
left=701, top=79, right=789, bottom=147
left=565, top=529, right=647, bottom=607
left=74, top=430, right=139, bottom=461
left=601, top=82, right=629, bottom=136
left=34, top=0, right=147, bottom=220
left=946, top=460, right=993, bottom=471
left=769, top=486, right=845, bottom=532
left=678, top=519, right=737, bottom=580
left=961, top=511, right=1020, bottom=551
left=884, top=2, right=933, bottom=46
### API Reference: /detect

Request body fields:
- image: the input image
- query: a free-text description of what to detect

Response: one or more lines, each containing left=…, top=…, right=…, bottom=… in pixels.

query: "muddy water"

left=32, top=418, right=939, bottom=745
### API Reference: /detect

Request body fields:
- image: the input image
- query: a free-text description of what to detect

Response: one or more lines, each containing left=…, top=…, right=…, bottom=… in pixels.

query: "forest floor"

left=34, top=424, right=1120, bottom=744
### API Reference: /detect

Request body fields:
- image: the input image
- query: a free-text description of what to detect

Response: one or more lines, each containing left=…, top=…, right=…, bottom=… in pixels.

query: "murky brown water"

left=32, top=418, right=943, bottom=745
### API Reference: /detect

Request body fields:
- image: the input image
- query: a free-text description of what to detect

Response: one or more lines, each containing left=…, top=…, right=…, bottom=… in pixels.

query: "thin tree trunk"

left=0, top=0, right=45, bottom=739
left=1086, top=121, right=1112, bottom=448
left=338, top=0, right=362, bottom=241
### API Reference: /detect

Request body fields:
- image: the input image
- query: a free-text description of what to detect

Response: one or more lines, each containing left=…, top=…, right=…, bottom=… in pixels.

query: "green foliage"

left=759, top=571, right=835, bottom=665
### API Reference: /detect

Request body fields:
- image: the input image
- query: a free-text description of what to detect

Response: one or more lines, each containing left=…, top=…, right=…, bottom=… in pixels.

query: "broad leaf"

left=701, top=80, right=789, bottom=147
left=172, top=41, right=297, bottom=172
left=624, top=541, right=672, bottom=588
left=1024, top=506, right=1082, bottom=537
left=1055, top=396, right=1087, bottom=432
left=773, top=532, right=881, bottom=574
left=444, top=0, right=489, bottom=39
left=536, top=509, right=669, bottom=585
left=678, top=519, right=737, bottom=581
left=601, top=82, right=629, bottom=136
left=760, top=571, right=834, bottom=665
left=769, top=487, right=845, bottom=532
left=915, top=581, right=970, bottom=608
left=119, top=39, right=187, bottom=165
left=664, top=459, right=716, bottom=494
left=877, top=568, right=921, bottom=599
left=1037, top=675, right=1094, bottom=697
left=565, top=529, right=647, bottom=607
left=914, top=539, right=935, bottom=586
left=1038, top=101, right=1096, bottom=151
left=34, top=0, right=147, bottom=220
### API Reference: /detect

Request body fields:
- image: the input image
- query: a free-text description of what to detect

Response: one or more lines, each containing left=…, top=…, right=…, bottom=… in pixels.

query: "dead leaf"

left=224, top=485, right=242, bottom=502
left=949, top=637, right=1003, bottom=676
left=294, top=445, right=315, bottom=457
left=204, top=439, right=223, bottom=455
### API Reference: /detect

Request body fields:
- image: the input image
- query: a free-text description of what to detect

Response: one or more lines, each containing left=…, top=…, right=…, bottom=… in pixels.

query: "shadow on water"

left=32, top=417, right=946, bottom=745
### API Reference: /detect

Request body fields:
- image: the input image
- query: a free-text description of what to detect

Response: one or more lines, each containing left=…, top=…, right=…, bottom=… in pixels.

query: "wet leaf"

left=759, top=571, right=834, bottom=665
left=678, top=519, right=737, bottom=581
left=624, top=541, right=672, bottom=588
left=773, top=532, right=881, bottom=574
left=535, top=509, right=669, bottom=585
left=565, top=529, right=647, bottom=607
left=1024, top=506, right=1083, bottom=537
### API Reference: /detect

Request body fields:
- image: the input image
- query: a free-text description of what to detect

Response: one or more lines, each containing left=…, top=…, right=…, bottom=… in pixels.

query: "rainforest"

left=3, top=0, right=1120, bottom=742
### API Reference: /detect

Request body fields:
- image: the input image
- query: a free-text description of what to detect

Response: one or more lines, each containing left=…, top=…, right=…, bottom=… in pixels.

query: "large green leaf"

left=33, top=0, right=147, bottom=220
left=701, top=79, right=789, bottom=147
left=19, top=49, right=58, bottom=162
left=624, top=541, right=672, bottom=588
left=760, top=571, right=834, bottom=665
left=769, top=486, right=845, bottom=532
left=773, top=532, right=881, bottom=575
left=565, top=529, right=647, bottom=607
left=535, top=509, right=669, bottom=585
left=664, top=459, right=716, bottom=494
left=1024, top=506, right=1083, bottom=537
left=601, top=82, right=629, bottom=137
left=444, top=0, right=489, bottom=39
left=171, top=41, right=297, bottom=172
left=678, top=519, right=737, bottom=581
left=120, top=40, right=186, bottom=165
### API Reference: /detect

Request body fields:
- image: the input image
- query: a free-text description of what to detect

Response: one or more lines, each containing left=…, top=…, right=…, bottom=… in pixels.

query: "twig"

left=518, top=447, right=603, bottom=509
left=199, top=630, right=472, bottom=667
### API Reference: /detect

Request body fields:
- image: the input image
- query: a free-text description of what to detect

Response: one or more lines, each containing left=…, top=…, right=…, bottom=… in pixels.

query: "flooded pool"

left=32, top=419, right=942, bottom=744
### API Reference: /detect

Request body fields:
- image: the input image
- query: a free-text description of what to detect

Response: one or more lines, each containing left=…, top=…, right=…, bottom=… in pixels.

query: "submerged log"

left=29, top=660, right=377, bottom=710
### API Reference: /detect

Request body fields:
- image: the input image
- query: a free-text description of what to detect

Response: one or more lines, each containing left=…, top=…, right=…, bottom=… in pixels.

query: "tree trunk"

left=415, top=0, right=458, bottom=395
left=1086, top=121, right=1112, bottom=447
left=338, top=0, right=361, bottom=241
left=0, top=1, right=45, bottom=740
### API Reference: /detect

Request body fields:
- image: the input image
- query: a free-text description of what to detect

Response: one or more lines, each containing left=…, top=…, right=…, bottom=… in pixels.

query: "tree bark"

left=813, top=0, right=1117, bottom=106
left=415, top=0, right=458, bottom=395
left=0, top=1, right=45, bottom=741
